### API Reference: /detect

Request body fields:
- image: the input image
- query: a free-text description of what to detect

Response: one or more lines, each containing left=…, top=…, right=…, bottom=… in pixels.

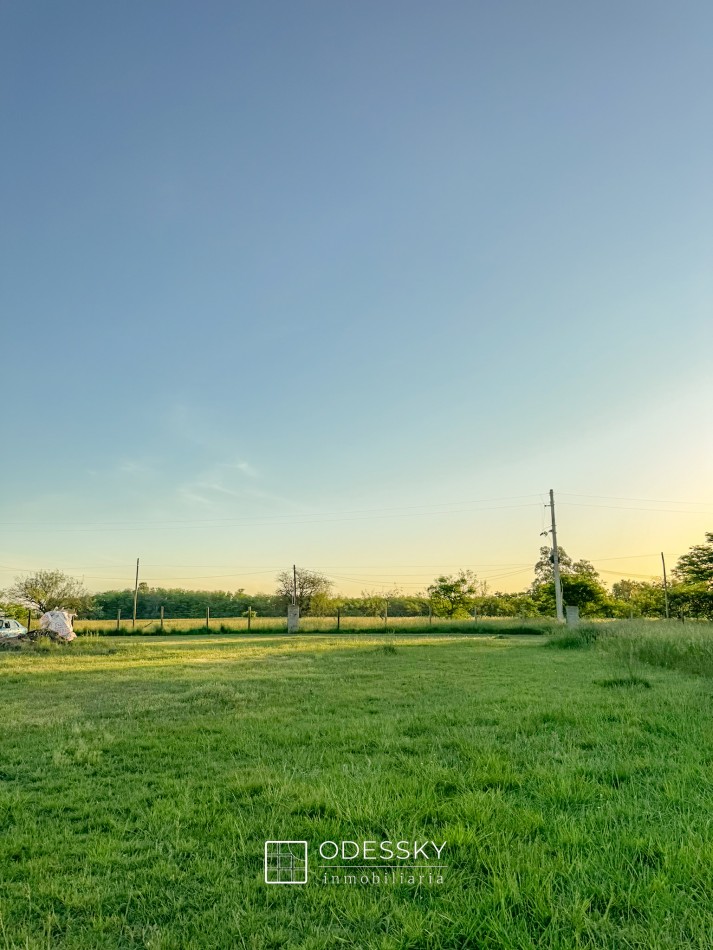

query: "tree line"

left=2, top=533, right=712, bottom=621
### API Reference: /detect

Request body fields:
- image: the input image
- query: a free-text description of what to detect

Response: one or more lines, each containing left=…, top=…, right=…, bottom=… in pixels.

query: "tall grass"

left=597, top=619, right=713, bottom=677
left=549, top=618, right=713, bottom=678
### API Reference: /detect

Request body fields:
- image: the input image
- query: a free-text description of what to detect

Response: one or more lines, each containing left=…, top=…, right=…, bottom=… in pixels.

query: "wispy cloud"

left=233, top=461, right=258, bottom=478
left=194, top=481, right=242, bottom=499
left=176, top=487, right=213, bottom=506
left=176, top=458, right=263, bottom=509
left=118, top=459, right=155, bottom=476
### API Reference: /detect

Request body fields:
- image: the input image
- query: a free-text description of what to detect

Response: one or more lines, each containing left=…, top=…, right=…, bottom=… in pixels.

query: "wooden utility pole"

left=288, top=564, right=299, bottom=633
left=661, top=552, right=670, bottom=620
left=132, top=558, right=140, bottom=629
left=549, top=490, right=564, bottom=623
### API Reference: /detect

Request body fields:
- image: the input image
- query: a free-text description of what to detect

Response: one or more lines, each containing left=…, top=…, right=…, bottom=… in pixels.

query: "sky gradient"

left=2, top=1, right=712, bottom=596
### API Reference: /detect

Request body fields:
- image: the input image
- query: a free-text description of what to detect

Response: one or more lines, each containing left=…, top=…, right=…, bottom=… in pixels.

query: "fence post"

left=117, top=609, right=121, bottom=632
left=206, top=606, right=210, bottom=631
left=337, top=607, right=340, bottom=632
left=384, top=599, right=388, bottom=627
left=160, top=605, right=164, bottom=632
left=248, top=607, right=251, bottom=632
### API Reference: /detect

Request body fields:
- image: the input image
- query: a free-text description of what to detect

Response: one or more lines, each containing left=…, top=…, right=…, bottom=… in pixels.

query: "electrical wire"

left=0, top=494, right=543, bottom=529
left=561, top=503, right=713, bottom=515
left=560, top=492, right=713, bottom=506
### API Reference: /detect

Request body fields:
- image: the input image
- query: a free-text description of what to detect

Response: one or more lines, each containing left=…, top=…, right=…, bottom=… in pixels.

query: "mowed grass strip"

left=1, top=636, right=713, bottom=949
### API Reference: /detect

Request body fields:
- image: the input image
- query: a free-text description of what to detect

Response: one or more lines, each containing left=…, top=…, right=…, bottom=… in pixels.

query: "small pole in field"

left=384, top=599, right=388, bottom=627
left=27, top=609, right=32, bottom=633
left=117, top=609, right=121, bottom=631
left=337, top=607, right=340, bottom=631
left=247, top=606, right=251, bottom=632
left=160, top=605, right=164, bottom=632
left=661, top=552, right=670, bottom=620
left=132, top=558, right=140, bottom=629
left=206, top=606, right=210, bottom=631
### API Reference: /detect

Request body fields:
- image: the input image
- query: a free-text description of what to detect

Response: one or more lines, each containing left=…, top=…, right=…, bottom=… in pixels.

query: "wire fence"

left=73, top=614, right=560, bottom=636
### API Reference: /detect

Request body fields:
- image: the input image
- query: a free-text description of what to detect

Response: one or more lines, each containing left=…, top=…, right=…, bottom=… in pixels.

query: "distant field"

left=3, top=629, right=713, bottom=947
left=74, top=614, right=559, bottom=635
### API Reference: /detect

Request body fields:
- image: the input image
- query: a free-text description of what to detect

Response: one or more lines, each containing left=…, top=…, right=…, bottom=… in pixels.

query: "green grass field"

left=2, top=630, right=713, bottom=948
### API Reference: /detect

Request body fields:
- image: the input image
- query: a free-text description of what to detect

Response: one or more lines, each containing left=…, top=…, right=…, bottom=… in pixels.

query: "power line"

left=561, top=492, right=713, bottom=506
left=561, top=502, right=713, bottom=515
left=0, top=494, right=543, bottom=529
left=597, top=568, right=662, bottom=580
left=0, top=503, right=543, bottom=533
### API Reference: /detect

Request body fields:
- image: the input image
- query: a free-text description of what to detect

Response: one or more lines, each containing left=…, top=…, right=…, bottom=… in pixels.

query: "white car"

left=0, top=617, right=27, bottom=638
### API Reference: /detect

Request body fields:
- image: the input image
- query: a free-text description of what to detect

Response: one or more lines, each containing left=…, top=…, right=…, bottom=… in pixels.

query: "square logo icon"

left=264, top=841, right=308, bottom=884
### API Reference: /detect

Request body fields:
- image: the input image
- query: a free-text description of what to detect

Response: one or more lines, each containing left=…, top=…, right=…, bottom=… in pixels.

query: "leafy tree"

left=674, top=533, right=713, bottom=585
left=275, top=568, right=333, bottom=615
left=358, top=589, right=403, bottom=618
left=610, top=579, right=665, bottom=618
left=476, top=592, right=539, bottom=617
left=8, top=570, right=93, bottom=614
left=533, top=574, right=609, bottom=617
left=427, top=571, right=479, bottom=618
left=532, top=546, right=599, bottom=589
left=308, top=591, right=337, bottom=617
left=394, top=596, right=431, bottom=617
left=91, top=586, right=253, bottom=620
left=669, top=581, right=713, bottom=620
left=0, top=600, right=34, bottom=622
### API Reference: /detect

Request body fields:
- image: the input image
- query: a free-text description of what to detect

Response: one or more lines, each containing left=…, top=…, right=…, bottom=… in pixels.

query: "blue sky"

left=2, top=1, right=712, bottom=595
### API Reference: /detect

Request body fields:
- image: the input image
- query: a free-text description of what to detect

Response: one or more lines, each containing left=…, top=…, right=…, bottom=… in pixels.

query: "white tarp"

left=39, top=610, right=77, bottom=641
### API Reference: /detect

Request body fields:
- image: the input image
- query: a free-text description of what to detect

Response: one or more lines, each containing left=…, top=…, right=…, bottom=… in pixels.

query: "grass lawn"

left=1, top=634, right=713, bottom=948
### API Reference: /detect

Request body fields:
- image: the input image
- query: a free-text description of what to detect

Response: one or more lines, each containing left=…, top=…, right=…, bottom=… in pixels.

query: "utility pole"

left=549, top=490, right=564, bottom=623
left=661, top=552, right=670, bottom=620
left=288, top=564, right=299, bottom=633
left=132, top=558, right=140, bottom=629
